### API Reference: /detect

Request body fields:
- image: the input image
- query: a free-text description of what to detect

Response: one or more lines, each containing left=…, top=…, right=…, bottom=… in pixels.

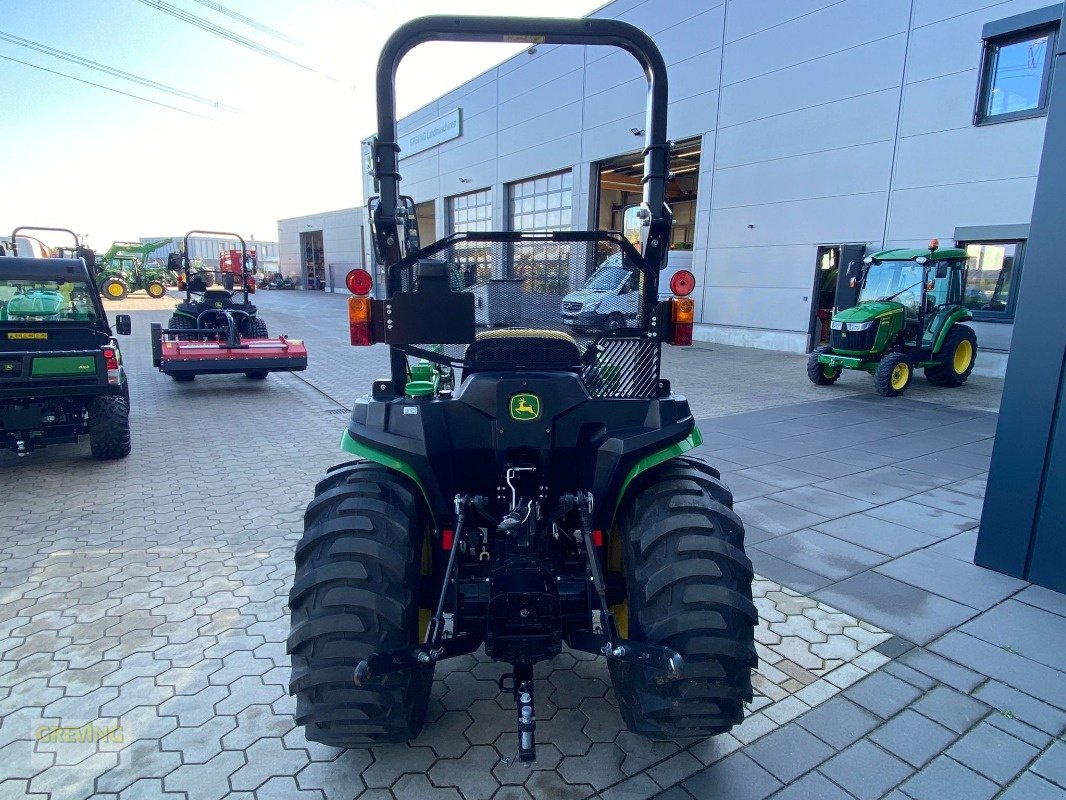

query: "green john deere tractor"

left=286, top=15, right=757, bottom=763
left=808, top=241, right=978, bottom=397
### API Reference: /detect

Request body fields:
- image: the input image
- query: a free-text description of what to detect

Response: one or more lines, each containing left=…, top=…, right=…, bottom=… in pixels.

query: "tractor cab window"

left=0, top=276, right=100, bottom=322
left=859, top=260, right=924, bottom=317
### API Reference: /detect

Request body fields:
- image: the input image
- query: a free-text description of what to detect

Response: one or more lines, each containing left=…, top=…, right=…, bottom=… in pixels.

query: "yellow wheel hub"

left=891, top=362, right=910, bottom=390
left=953, top=339, right=973, bottom=374
left=148, top=285, right=164, bottom=298
left=107, top=283, right=123, bottom=297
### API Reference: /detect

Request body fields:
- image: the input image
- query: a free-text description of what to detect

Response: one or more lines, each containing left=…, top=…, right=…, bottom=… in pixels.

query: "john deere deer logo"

left=510, top=393, right=540, bottom=421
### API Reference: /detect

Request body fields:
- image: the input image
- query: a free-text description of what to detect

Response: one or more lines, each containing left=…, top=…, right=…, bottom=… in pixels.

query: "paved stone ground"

left=2, top=289, right=1061, bottom=800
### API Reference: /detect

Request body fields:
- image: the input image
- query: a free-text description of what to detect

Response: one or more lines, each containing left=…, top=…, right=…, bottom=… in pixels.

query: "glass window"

left=0, top=275, right=100, bottom=322
left=977, top=26, right=1056, bottom=123
left=960, top=241, right=1023, bottom=319
left=447, top=188, right=493, bottom=285
left=508, top=171, right=572, bottom=233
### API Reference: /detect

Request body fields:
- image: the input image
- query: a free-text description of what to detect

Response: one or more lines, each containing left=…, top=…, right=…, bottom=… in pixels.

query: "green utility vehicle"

left=97, top=240, right=173, bottom=300
left=1, top=227, right=133, bottom=458
left=286, top=16, right=757, bottom=764
left=807, top=241, right=977, bottom=396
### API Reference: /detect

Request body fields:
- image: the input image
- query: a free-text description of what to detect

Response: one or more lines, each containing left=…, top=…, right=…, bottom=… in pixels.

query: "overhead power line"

left=136, top=0, right=318, bottom=74
left=189, top=0, right=303, bottom=47
left=0, top=30, right=228, bottom=110
left=0, top=53, right=212, bottom=119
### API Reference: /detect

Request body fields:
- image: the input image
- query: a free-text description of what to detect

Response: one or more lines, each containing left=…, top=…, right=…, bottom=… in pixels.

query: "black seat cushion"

left=465, top=330, right=581, bottom=372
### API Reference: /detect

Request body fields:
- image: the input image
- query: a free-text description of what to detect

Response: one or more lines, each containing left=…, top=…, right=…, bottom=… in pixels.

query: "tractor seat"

left=464, top=329, right=581, bottom=372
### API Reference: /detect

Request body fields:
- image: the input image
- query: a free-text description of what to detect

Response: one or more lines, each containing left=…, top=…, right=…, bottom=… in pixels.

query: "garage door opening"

left=300, top=230, right=324, bottom=290
left=596, top=136, right=701, bottom=249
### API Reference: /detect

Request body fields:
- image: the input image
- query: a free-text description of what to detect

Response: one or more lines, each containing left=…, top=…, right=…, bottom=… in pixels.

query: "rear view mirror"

left=368, top=195, right=420, bottom=266
left=115, top=314, right=132, bottom=335
left=622, top=205, right=646, bottom=247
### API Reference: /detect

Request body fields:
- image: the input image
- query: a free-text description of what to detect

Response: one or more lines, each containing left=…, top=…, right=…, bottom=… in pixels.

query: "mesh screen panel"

left=390, top=235, right=662, bottom=398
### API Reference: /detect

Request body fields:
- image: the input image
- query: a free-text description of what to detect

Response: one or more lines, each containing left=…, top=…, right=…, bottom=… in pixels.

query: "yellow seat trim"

left=475, top=328, right=577, bottom=345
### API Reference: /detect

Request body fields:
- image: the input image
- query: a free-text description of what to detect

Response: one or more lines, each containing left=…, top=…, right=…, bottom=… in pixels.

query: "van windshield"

left=0, top=277, right=100, bottom=322
left=584, top=265, right=627, bottom=292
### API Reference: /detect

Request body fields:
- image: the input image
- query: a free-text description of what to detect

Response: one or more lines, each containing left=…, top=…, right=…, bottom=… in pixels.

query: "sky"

left=0, top=0, right=604, bottom=250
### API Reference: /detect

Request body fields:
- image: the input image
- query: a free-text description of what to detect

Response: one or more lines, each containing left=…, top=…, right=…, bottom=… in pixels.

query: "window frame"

left=956, top=239, right=1026, bottom=322
left=975, top=23, right=1058, bottom=125
left=507, top=170, right=573, bottom=233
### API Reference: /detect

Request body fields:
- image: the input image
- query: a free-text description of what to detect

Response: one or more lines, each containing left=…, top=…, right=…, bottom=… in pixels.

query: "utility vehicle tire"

left=167, top=315, right=196, bottom=341
left=171, top=374, right=195, bottom=382
left=604, top=313, right=626, bottom=333
left=101, top=278, right=128, bottom=302
left=244, top=371, right=268, bottom=380
left=874, top=352, right=913, bottom=397
left=87, top=396, right=131, bottom=459
left=806, top=346, right=841, bottom=385
left=244, top=316, right=268, bottom=339
left=223, top=274, right=235, bottom=291
left=288, top=461, right=433, bottom=746
left=925, top=324, right=977, bottom=388
left=146, top=280, right=167, bottom=299
left=610, top=456, right=757, bottom=738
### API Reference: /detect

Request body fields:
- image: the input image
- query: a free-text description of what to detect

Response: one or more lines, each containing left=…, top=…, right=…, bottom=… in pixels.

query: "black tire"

left=101, top=278, right=128, bottom=302
left=168, top=315, right=195, bottom=341
left=223, top=274, right=235, bottom=291
left=87, top=396, right=131, bottom=459
left=609, top=456, right=757, bottom=738
left=925, top=324, right=977, bottom=387
left=288, top=461, right=433, bottom=746
left=244, top=316, right=268, bottom=338
left=603, top=313, right=626, bottom=333
left=146, top=280, right=166, bottom=299
left=806, top=346, right=841, bottom=386
left=245, top=371, right=269, bottom=380
left=874, top=352, right=913, bottom=397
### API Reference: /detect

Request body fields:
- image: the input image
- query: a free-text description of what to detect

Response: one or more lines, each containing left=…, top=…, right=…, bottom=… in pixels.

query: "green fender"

left=611, top=424, right=704, bottom=522
left=339, top=429, right=436, bottom=522
left=931, top=308, right=974, bottom=354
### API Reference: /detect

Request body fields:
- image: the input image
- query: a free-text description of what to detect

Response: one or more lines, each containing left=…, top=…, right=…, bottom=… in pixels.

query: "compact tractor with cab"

left=150, top=230, right=306, bottom=382
left=286, top=17, right=757, bottom=762
left=0, top=226, right=132, bottom=458
left=96, top=239, right=173, bottom=301
left=807, top=240, right=978, bottom=397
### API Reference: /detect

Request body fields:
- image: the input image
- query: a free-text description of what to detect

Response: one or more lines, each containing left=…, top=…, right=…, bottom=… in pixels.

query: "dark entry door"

left=834, top=244, right=867, bottom=311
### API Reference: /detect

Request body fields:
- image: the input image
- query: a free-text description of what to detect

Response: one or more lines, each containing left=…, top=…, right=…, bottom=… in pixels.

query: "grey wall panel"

left=433, top=70, right=498, bottom=118
left=899, top=70, right=981, bottom=137
left=700, top=244, right=819, bottom=290
left=439, top=134, right=497, bottom=175
left=581, top=112, right=647, bottom=163
left=584, top=48, right=644, bottom=97
left=671, top=51, right=723, bottom=103
left=715, top=90, right=899, bottom=169
left=498, top=46, right=584, bottom=97
left=724, top=0, right=843, bottom=43
left=498, top=134, right=582, bottom=185
left=708, top=193, right=889, bottom=248
left=970, top=321, right=1014, bottom=351
left=498, top=102, right=583, bottom=158
left=668, top=95, right=718, bottom=141
left=500, top=72, right=584, bottom=130
left=912, top=0, right=1055, bottom=30
left=722, top=0, right=910, bottom=86
left=654, top=7, right=725, bottom=64
left=892, top=121, right=1046, bottom=188
left=885, top=177, right=1038, bottom=239
left=584, top=76, right=646, bottom=127
left=718, top=36, right=907, bottom=128
left=698, top=284, right=814, bottom=331
left=711, top=141, right=895, bottom=210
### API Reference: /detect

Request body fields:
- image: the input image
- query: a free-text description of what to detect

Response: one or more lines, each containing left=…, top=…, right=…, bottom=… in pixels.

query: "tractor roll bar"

left=182, top=229, right=250, bottom=303
left=10, top=226, right=80, bottom=250
left=372, top=15, right=671, bottom=264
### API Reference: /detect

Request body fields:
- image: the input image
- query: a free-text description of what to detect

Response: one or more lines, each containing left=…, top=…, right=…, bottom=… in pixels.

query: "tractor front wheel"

left=87, top=396, right=132, bottom=459
left=167, top=316, right=195, bottom=341
left=244, top=316, right=269, bottom=339
left=875, top=352, right=913, bottom=397
left=925, top=325, right=977, bottom=388
left=146, top=281, right=167, bottom=299
left=101, top=278, right=128, bottom=302
left=245, top=371, right=268, bottom=380
left=610, top=456, right=757, bottom=738
left=806, top=346, right=841, bottom=386
left=288, top=462, right=433, bottom=746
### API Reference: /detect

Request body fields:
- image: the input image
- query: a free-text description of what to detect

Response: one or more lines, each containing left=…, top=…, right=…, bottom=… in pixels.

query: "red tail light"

left=348, top=296, right=374, bottom=346
left=442, top=529, right=455, bottom=550
left=591, top=529, right=604, bottom=547
left=668, top=298, right=694, bottom=346
left=247, top=276, right=256, bottom=294
left=346, top=268, right=373, bottom=296
left=102, top=347, right=120, bottom=384
left=669, top=270, right=696, bottom=297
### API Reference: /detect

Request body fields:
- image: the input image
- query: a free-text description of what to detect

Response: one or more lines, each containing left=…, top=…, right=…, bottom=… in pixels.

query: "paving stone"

left=429, top=745, right=502, bottom=799
left=843, top=671, right=924, bottom=720
left=898, top=648, right=984, bottom=693
left=911, top=684, right=989, bottom=734
left=756, top=530, right=886, bottom=582
left=766, top=771, right=853, bottom=800
left=646, top=750, right=703, bottom=789
left=946, top=720, right=1039, bottom=784
left=228, top=738, right=309, bottom=791
left=961, top=601, right=1066, bottom=673
left=818, top=740, right=912, bottom=800
left=1033, top=741, right=1066, bottom=790
left=796, top=696, right=880, bottom=749
left=898, top=755, right=998, bottom=800
left=682, top=753, right=782, bottom=800
left=732, top=498, right=829, bottom=537
left=997, top=772, right=1066, bottom=800
left=164, top=752, right=245, bottom=800
left=864, top=500, right=977, bottom=537
left=877, top=550, right=1026, bottom=610
left=361, top=745, right=436, bottom=789
left=743, top=723, right=833, bottom=783
left=598, top=772, right=661, bottom=800
left=869, top=709, right=958, bottom=768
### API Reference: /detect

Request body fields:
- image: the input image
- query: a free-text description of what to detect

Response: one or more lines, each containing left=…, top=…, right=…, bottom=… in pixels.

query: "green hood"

left=833, top=301, right=903, bottom=323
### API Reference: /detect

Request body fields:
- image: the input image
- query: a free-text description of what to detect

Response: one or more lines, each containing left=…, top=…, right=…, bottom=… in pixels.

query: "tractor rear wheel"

left=806, top=346, right=841, bottom=385
left=610, top=456, right=757, bottom=738
left=925, top=324, right=977, bottom=388
left=146, top=281, right=167, bottom=299
left=245, top=371, right=268, bottom=380
left=288, top=461, right=433, bottom=746
left=874, top=352, right=913, bottom=397
left=171, top=374, right=195, bottom=382
left=244, top=316, right=268, bottom=338
left=101, top=278, right=128, bottom=302
left=87, top=396, right=132, bottom=459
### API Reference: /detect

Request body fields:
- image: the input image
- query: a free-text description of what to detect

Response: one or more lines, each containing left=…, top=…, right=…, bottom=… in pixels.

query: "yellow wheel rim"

left=107, top=283, right=123, bottom=297
left=953, top=339, right=973, bottom=374
left=148, top=284, right=164, bottom=298
left=891, top=362, right=910, bottom=390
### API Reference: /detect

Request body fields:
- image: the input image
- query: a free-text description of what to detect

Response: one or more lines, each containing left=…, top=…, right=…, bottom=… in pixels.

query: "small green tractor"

left=808, top=241, right=977, bottom=397
left=97, top=240, right=173, bottom=301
